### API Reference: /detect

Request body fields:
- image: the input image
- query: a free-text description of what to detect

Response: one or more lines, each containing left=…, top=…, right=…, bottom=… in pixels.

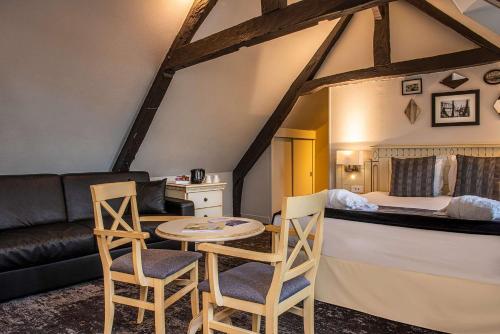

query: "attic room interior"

left=0, top=0, right=499, bottom=333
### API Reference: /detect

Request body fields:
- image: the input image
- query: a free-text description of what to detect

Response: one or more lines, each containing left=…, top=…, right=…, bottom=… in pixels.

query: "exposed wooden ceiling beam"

left=373, top=4, right=391, bottom=66
left=406, top=0, right=500, bottom=56
left=300, top=48, right=499, bottom=95
left=484, top=0, right=500, bottom=9
left=164, top=0, right=394, bottom=72
left=232, top=15, right=353, bottom=216
left=261, top=0, right=287, bottom=14
left=372, top=6, right=383, bottom=20
left=112, top=0, right=218, bottom=172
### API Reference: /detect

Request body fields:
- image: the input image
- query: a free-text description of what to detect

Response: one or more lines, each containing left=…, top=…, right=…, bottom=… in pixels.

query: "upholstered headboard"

left=369, top=144, right=500, bottom=193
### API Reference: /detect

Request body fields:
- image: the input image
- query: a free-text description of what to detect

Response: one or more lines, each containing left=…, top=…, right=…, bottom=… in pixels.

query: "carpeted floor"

left=0, top=235, right=443, bottom=334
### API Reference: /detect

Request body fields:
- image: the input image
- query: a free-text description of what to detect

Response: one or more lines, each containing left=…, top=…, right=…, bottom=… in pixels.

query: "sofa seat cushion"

left=75, top=214, right=173, bottom=244
left=0, top=222, right=95, bottom=271
left=199, top=262, right=310, bottom=304
left=110, top=249, right=202, bottom=279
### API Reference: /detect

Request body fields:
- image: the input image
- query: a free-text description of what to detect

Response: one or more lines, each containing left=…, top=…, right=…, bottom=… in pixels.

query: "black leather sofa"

left=0, top=171, right=194, bottom=302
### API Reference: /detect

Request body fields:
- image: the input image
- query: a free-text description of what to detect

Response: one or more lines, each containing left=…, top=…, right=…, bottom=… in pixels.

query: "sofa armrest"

left=165, top=197, right=194, bottom=216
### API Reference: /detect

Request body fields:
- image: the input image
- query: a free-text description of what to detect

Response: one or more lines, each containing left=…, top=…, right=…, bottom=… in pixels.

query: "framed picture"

left=483, top=69, right=500, bottom=85
left=432, top=90, right=480, bottom=127
left=402, top=78, right=422, bottom=95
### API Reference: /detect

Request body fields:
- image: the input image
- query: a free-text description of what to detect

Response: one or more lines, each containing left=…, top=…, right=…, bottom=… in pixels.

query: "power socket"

left=351, top=185, right=364, bottom=193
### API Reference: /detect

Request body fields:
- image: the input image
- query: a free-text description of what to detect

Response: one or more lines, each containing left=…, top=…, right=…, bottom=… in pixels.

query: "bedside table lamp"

left=336, top=150, right=364, bottom=172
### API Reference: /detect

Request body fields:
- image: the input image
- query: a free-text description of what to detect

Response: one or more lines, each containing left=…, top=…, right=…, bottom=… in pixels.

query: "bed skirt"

left=315, top=256, right=500, bottom=334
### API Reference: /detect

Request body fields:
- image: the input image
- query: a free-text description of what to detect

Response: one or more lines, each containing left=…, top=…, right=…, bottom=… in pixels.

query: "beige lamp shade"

left=336, top=150, right=364, bottom=166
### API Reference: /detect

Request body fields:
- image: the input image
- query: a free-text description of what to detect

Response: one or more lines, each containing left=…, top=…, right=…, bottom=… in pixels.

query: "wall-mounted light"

left=336, top=150, right=364, bottom=172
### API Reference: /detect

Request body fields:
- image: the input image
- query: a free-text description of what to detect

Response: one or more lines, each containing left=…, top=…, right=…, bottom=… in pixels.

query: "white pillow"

left=434, top=156, right=446, bottom=196
left=446, top=195, right=500, bottom=221
left=448, top=155, right=458, bottom=196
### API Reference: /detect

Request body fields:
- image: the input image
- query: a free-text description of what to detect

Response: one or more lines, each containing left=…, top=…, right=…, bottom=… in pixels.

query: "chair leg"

left=252, top=314, right=261, bottom=333
left=154, top=279, right=166, bottom=334
left=202, top=293, right=214, bottom=334
left=190, top=264, right=200, bottom=318
left=103, top=277, right=115, bottom=334
left=265, top=310, right=278, bottom=334
left=303, top=295, right=315, bottom=334
left=137, top=286, right=148, bottom=324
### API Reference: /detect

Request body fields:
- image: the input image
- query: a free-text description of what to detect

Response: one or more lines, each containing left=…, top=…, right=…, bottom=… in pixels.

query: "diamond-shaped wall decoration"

left=494, top=96, right=500, bottom=115
left=440, top=72, right=469, bottom=89
left=404, top=99, right=421, bottom=124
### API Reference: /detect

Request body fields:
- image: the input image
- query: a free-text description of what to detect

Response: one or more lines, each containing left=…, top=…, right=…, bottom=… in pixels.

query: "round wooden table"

left=155, top=216, right=265, bottom=334
left=155, top=216, right=265, bottom=250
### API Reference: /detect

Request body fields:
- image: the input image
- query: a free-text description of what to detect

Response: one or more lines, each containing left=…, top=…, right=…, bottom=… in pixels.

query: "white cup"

left=205, top=175, right=213, bottom=183
left=213, top=175, right=220, bottom=183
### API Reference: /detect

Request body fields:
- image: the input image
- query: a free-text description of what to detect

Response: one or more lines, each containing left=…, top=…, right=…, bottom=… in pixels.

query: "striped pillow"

left=453, top=155, right=496, bottom=199
left=494, top=158, right=500, bottom=201
left=390, top=156, right=436, bottom=197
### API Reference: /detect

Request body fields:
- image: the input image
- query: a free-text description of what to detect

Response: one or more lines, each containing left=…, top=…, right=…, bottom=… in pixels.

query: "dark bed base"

left=325, top=206, right=500, bottom=236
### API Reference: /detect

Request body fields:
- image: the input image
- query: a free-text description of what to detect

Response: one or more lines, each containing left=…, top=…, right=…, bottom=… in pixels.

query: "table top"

left=155, top=217, right=264, bottom=243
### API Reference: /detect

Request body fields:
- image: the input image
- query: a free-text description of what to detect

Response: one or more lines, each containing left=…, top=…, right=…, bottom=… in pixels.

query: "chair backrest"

left=267, top=190, right=327, bottom=304
left=91, top=181, right=146, bottom=278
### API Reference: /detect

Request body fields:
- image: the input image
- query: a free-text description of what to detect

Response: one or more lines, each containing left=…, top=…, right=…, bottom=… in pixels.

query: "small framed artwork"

left=483, top=69, right=500, bottom=85
left=432, top=90, right=480, bottom=127
left=402, top=78, right=422, bottom=95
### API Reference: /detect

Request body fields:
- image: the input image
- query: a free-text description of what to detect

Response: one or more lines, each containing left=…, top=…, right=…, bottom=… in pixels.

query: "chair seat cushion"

left=0, top=222, right=95, bottom=271
left=199, top=262, right=310, bottom=304
left=110, top=249, right=202, bottom=279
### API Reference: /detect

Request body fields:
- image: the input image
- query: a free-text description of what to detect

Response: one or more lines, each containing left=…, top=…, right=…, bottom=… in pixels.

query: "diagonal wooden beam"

left=165, top=0, right=394, bottom=72
left=300, top=48, right=500, bottom=95
left=406, top=0, right=500, bottom=56
left=484, top=0, right=500, bottom=9
left=113, top=0, right=218, bottom=172
left=232, top=15, right=353, bottom=216
left=373, top=4, right=391, bottom=66
left=261, top=0, right=287, bottom=14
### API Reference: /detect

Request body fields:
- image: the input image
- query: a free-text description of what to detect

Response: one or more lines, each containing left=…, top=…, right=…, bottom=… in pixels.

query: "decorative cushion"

left=494, top=158, right=500, bottom=201
left=136, top=180, right=167, bottom=214
left=110, top=249, right=201, bottom=279
left=62, top=171, right=150, bottom=222
left=453, top=155, right=496, bottom=198
left=389, top=156, right=436, bottom=197
left=198, top=262, right=310, bottom=304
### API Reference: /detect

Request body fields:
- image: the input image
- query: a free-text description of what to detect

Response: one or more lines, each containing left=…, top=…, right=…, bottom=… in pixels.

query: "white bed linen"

left=362, top=191, right=451, bottom=210
left=273, top=192, right=500, bottom=284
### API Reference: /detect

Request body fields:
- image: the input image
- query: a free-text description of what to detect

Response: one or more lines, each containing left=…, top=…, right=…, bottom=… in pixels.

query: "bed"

left=273, top=144, right=500, bottom=334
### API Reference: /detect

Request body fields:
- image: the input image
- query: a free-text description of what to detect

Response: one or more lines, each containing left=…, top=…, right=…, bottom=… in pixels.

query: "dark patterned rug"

left=0, top=234, right=442, bottom=334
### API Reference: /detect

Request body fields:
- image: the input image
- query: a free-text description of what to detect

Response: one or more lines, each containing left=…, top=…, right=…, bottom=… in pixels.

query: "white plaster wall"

left=0, top=0, right=190, bottom=174
left=241, top=147, right=272, bottom=223
left=330, top=63, right=500, bottom=150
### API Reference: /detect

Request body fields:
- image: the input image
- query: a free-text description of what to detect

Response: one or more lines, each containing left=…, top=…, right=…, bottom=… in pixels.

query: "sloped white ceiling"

left=132, top=1, right=337, bottom=176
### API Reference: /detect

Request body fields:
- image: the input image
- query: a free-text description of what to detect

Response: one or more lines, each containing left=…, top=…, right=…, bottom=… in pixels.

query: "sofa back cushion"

left=62, top=172, right=150, bottom=222
left=0, top=174, right=67, bottom=231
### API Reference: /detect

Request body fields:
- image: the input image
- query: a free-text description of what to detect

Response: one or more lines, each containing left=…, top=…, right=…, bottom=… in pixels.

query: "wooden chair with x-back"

left=198, top=190, right=327, bottom=334
left=91, top=181, right=202, bottom=334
